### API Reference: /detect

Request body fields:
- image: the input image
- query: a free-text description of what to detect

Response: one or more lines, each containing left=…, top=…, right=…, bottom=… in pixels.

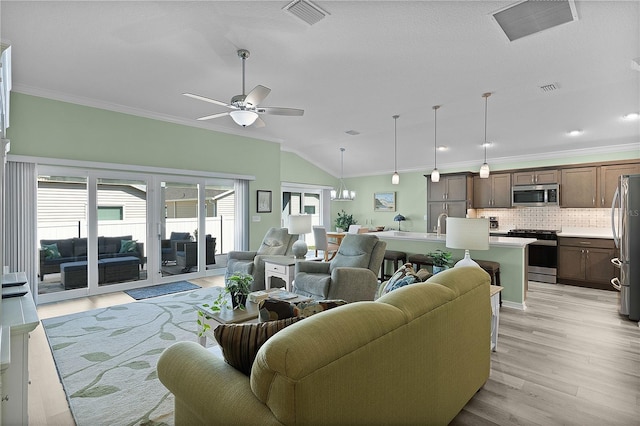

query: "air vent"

left=539, top=82, right=560, bottom=93
left=284, top=0, right=329, bottom=26
left=492, top=0, right=578, bottom=42
left=345, top=130, right=360, bottom=136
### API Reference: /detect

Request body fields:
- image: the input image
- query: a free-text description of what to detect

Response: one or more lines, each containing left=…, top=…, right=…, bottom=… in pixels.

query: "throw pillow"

left=380, top=262, right=420, bottom=296
left=293, top=300, right=348, bottom=318
left=214, top=317, right=302, bottom=375
left=385, top=274, right=420, bottom=293
left=119, top=239, right=138, bottom=254
left=42, top=243, right=61, bottom=260
left=258, top=298, right=296, bottom=322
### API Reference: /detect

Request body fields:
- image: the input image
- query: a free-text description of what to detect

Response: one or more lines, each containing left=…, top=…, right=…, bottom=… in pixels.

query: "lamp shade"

left=445, top=218, right=489, bottom=268
left=393, top=214, right=406, bottom=222
left=229, top=110, right=258, bottom=127
left=288, top=214, right=312, bottom=235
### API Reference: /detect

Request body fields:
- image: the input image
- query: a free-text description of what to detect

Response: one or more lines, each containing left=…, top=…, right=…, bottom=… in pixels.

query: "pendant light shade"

left=431, top=105, right=441, bottom=183
left=331, top=148, right=356, bottom=201
left=391, top=115, right=400, bottom=185
left=229, top=110, right=259, bottom=127
left=480, top=92, right=492, bottom=179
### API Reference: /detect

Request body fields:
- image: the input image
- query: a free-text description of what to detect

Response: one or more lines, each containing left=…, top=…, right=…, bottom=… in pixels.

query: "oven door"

left=528, top=240, right=557, bottom=283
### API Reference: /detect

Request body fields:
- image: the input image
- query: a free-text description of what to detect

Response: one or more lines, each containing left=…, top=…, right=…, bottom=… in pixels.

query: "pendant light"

left=391, top=115, right=400, bottom=185
left=479, top=92, right=491, bottom=179
left=330, top=148, right=356, bottom=201
left=431, top=105, right=441, bottom=182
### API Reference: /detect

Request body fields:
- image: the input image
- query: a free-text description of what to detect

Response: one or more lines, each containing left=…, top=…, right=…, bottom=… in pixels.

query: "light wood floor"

left=28, top=280, right=639, bottom=425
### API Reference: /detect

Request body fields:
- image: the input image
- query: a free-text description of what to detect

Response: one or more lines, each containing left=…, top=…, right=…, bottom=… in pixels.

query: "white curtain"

left=5, top=161, right=38, bottom=302
left=234, top=179, right=249, bottom=251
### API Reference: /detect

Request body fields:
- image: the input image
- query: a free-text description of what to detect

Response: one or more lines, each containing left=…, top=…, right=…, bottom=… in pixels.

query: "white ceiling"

left=1, top=1, right=639, bottom=178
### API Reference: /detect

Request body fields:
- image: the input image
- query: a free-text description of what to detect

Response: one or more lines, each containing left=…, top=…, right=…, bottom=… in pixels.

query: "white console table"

left=1, top=273, right=40, bottom=425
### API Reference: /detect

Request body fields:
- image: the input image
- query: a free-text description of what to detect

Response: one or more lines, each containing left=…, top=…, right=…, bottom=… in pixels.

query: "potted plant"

left=335, top=210, right=356, bottom=232
left=197, top=272, right=254, bottom=337
left=427, top=249, right=453, bottom=274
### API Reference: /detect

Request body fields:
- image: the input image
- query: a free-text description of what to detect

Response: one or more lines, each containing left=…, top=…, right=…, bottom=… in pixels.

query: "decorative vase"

left=432, top=265, right=449, bottom=274
left=231, top=292, right=248, bottom=309
left=336, top=227, right=344, bottom=233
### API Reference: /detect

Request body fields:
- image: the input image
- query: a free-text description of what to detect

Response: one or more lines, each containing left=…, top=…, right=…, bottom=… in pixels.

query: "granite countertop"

left=374, top=231, right=535, bottom=248
left=557, top=227, right=613, bottom=239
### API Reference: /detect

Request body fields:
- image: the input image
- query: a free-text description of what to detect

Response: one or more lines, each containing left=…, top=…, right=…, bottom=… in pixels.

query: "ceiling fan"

left=183, top=49, right=304, bottom=128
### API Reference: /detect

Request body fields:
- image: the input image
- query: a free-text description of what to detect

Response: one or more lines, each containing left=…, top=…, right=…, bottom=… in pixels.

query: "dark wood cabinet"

left=428, top=174, right=469, bottom=202
left=560, top=167, right=598, bottom=207
left=427, top=201, right=467, bottom=234
left=599, top=163, right=640, bottom=207
left=557, top=237, right=617, bottom=290
left=426, top=173, right=472, bottom=233
left=473, top=174, right=511, bottom=208
left=512, top=169, right=557, bottom=185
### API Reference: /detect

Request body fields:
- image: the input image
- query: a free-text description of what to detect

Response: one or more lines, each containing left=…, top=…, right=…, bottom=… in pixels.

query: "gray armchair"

left=294, top=234, right=387, bottom=302
left=226, top=227, right=297, bottom=291
left=175, top=235, right=216, bottom=272
left=161, top=232, right=191, bottom=264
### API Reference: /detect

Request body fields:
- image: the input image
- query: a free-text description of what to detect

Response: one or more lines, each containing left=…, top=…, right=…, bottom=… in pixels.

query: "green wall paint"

left=280, top=151, right=336, bottom=186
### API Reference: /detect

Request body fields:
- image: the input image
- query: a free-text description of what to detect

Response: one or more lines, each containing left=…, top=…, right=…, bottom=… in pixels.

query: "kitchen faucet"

left=436, top=212, right=448, bottom=236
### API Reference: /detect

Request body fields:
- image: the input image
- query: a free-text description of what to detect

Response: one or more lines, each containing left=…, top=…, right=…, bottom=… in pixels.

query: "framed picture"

left=374, top=192, right=396, bottom=212
left=257, top=190, right=272, bottom=213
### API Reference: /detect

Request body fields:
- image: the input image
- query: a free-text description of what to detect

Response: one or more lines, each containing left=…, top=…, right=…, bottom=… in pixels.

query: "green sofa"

left=158, top=266, right=491, bottom=425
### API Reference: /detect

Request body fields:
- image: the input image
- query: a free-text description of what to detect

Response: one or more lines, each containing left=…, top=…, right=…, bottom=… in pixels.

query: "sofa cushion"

left=73, top=238, right=88, bottom=257
left=293, top=300, right=348, bottom=318
left=329, top=234, right=378, bottom=271
left=42, top=243, right=61, bottom=260
left=378, top=263, right=421, bottom=298
left=256, top=228, right=291, bottom=256
left=214, top=317, right=302, bottom=375
left=119, top=239, right=138, bottom=254
left=42, top=238, right=74, bottom=258
left=258, top=298, right=297, bottom=322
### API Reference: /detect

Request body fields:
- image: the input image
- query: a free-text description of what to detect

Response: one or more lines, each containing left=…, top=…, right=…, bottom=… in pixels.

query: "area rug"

left=43, top=286, right=222, bottom=426
left=124, top=281, right=200, bottom=300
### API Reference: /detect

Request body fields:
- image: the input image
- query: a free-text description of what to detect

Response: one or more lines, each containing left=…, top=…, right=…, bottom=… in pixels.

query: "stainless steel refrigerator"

left=611, top=174, right=640, bottom=322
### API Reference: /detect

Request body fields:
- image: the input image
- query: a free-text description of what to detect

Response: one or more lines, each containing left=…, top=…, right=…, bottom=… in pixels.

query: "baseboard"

left=501, top=300, right=526, bottom=310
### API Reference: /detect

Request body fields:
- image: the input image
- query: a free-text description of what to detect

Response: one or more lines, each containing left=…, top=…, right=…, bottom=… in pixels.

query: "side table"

left=265, top=258, right=296, bottom=291
left=490, top=285, right=503, bottom=352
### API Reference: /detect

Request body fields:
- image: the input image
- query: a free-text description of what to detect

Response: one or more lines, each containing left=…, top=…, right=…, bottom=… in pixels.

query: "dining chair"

left=313, top=226, right=340, bottom=261
left=347, top=224, right=362, bottom=233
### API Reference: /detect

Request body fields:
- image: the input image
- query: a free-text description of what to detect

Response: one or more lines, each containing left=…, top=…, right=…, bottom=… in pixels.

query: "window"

left=97, top=206, right=123, bottom=221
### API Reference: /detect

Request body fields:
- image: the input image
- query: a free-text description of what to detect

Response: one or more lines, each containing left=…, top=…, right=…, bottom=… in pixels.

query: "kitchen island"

left=374, top=231, right=536, bottom=309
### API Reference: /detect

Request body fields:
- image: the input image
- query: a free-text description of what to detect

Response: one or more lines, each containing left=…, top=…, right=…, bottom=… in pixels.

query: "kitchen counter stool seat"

left=380, top=250, right=407, bottom=281
left=408, top=253, right=434, bottom=273
left=476, top=260, right=501, bottom=305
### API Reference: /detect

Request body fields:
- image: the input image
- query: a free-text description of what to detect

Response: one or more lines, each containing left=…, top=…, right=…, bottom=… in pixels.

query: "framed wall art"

left=374, top=192, right=396, bottom=212
left=257, top=190, right=272, bottom=213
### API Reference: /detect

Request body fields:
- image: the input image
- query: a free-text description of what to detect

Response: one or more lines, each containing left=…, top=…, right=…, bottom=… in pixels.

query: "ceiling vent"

left=492, top=0, right=578, bottom=42
left=345, top=130, right=360, bottom=136
left=284, top=0, right=329, bottom=26
left=539, top=82, right=560, bottom=93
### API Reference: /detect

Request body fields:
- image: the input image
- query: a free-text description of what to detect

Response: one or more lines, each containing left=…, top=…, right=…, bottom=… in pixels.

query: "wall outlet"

left=252, top=216, right=261, bottom=222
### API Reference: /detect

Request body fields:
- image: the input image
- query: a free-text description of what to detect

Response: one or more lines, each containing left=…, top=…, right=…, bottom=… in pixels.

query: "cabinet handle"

left=601, top=197, right=604, bottom=206
left=534, top=175, right=537, bottom=183
left=592, top=197, right=595, bottom=206
left=531, top=175, right=535, bottom=184
left=579, top=241, right=591, bottom=245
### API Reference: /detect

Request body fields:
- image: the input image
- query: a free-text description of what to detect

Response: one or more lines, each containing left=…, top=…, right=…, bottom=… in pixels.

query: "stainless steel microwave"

left=512, top=184, right=559, bottom=207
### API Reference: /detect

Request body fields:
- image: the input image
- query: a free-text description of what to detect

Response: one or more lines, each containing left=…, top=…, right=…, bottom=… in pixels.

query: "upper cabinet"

left=473, top=174, right=511, bottom=208
left=560, top=167, right=598, bottom=207
left=427, top=174, right=470, bottom=202
left=600, top=164, right=640, bottom=207
left=561, top=163, right=640, bottom=208
left=512, top=169, right=557, bottom=186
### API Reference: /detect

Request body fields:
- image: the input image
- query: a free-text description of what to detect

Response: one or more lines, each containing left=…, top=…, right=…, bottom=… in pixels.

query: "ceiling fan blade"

left=197, top=112, right=230, bottom=121
left=253, top=116, right=266, bottom=128
left=244, top=85, right=271, bottom=107
left=257, top=107, right=304, bottom=116
left=183, top=93, right=231, bottom=108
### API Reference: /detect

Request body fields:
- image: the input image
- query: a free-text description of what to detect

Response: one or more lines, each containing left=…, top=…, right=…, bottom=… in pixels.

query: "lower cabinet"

left=557, top=237, right=617, bottom=290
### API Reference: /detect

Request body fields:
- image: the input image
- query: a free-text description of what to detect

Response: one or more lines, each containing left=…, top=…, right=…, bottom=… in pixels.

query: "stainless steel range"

left=507, top=229, right=559, bottom=283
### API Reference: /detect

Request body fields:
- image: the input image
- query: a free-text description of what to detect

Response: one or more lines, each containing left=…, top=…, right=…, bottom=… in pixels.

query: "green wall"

left=7, top=93, right=336, bottom=248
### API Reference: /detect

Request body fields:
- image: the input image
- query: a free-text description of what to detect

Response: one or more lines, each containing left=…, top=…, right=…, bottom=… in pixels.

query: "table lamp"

left=445, top=217, right=489, bottom=268
left=288, top=214, right=313, bottom=259
left=393, top=214, right=406, bottom=231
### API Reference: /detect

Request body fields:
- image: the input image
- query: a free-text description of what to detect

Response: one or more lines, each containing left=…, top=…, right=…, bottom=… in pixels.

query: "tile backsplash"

left=476, top=207, right=610, bottom=230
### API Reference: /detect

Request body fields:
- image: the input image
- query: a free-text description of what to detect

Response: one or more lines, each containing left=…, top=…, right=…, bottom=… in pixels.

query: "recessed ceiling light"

left=622, top=113, right=639, bottom=121
left=437, top=145, right=448, bottom=151
left=568, top=130, right=583, bottom=136
left=481, top=142, right=493, bottom=148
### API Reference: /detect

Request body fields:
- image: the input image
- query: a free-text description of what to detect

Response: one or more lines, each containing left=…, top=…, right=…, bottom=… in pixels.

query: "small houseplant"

left=197, top=273, right=254, bottom=337
left=335, top=210, right=356, bottom=232
left=427, top=249, right=453, bottom=274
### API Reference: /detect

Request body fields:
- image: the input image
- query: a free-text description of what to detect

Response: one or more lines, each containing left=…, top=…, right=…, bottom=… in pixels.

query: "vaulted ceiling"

left=1, top=1, right=638, bottom=178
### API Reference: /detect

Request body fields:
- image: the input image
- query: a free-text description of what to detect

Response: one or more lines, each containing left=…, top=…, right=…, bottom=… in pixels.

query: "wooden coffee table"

left=196, top=288, right=310, bottom=346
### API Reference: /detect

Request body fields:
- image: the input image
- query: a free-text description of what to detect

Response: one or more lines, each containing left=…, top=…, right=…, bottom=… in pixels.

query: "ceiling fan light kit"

left=391, top=115, right=400, bottom=185
left=431, top=105, right=441, bottom=183
left=184, top=49, right=303, bottom=128
left=331, top=148, right=356, bottom=201
left=480, top=92, right=492, bottom=179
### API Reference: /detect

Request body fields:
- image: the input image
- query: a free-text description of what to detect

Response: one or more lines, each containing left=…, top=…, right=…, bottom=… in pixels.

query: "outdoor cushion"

left=119, top=239, right=138, bottom=253
left=42, top=243, right=61, bottom=260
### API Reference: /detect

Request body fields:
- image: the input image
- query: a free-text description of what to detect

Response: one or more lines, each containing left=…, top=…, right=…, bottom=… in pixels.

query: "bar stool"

left=475, top=260, right=501, bottom=305
left=407, top=253, right=434, bottom=273
left=380, top=250, right=407, bottom=281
